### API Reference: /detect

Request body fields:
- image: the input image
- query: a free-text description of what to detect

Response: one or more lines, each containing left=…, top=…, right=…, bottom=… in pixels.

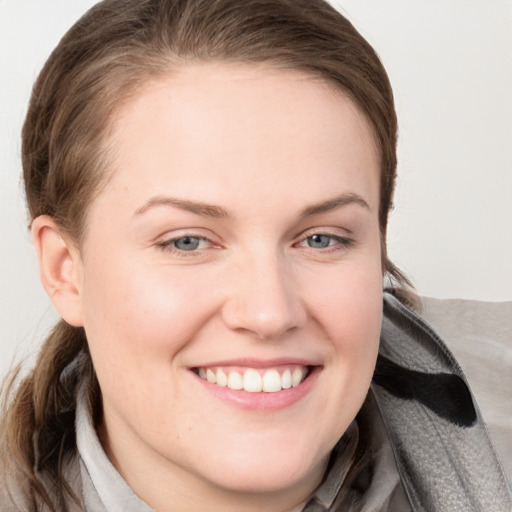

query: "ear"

left=31, top=215, right=84, bottom=327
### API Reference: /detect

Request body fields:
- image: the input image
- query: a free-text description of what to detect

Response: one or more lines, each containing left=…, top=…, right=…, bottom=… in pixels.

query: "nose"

left=221, top=252, right=307, bottom=341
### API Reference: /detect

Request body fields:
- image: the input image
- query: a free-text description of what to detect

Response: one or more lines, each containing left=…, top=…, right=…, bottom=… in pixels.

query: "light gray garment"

left=76, top=388, right=154, bottom=512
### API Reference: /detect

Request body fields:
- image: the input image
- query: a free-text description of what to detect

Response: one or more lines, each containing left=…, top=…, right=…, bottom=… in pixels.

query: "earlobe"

left=31, top=215, right=84, bottom=327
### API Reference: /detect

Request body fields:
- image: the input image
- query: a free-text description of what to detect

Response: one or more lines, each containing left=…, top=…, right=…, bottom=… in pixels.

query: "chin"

left=193, top=433, right=330, bottom=495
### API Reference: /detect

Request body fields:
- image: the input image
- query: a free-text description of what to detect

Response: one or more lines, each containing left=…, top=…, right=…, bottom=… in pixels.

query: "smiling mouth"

left=193, top=365, right=312, bottom=393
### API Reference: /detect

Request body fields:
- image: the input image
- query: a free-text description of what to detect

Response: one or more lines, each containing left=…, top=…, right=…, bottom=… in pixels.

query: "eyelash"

left=157, top=231, right=354, bottom=257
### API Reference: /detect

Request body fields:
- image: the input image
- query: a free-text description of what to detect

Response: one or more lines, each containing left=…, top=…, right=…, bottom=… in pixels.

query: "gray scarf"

left=369, top=293, right=512, bottom=511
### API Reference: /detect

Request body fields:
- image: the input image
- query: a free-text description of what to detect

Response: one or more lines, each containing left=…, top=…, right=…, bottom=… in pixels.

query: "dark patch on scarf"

left=373, top=355, right=476, bottom=427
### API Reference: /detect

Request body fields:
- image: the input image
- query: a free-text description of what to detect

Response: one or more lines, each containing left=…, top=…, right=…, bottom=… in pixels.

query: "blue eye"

left=158, top=235, right=212, bottom=254
left=296, top=233, right=353, bottom=252
left=306, top=234, right=334, bottom=249
left=172, top=236, right=205, bottom=251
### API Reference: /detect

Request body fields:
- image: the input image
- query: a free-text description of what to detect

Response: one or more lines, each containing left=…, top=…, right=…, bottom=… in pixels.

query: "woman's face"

left=76, top=63, right=383, bottom=507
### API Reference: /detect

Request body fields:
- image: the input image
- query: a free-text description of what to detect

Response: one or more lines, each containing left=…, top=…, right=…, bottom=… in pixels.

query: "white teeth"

left=291, top=368, right=303, bottom=387
left=216, top=368, right=228, bottom=387
left=262, top=369, right=282, bottom=393
left=281, top=369, right=292, bottom=389
left=243, top=369, right=262, bottom=392
left=198, top=366, right=308, bottom=392
left=227, top=371, right=243, bottom=390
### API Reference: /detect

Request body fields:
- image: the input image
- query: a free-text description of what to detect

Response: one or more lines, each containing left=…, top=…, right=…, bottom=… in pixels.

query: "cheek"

left=294, top=264, right=382, bottom=460
left=306, top=259, right=382, bottom=398
left=80, top=258, right=221, bottom=384
left=307, top=255, right=383, bottom=339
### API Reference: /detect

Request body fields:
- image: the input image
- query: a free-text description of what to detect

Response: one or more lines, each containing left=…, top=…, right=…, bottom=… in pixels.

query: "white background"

left=1, top=0, right=511, bottom=379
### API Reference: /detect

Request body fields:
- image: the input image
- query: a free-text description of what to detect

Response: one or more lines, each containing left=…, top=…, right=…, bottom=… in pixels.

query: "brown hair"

left=1, top=0, right=408, bottom=509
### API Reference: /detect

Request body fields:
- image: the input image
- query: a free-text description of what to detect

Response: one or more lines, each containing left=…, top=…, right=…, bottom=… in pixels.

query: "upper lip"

left=190, top=357, right=321, bottom=369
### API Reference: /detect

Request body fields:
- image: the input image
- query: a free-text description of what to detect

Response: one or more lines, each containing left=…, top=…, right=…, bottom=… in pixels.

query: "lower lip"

left=191, top=367, right=321, bottom=411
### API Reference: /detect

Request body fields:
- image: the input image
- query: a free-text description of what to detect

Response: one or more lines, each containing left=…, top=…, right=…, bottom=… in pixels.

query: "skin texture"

left=33, top=63, right=383, bottom=512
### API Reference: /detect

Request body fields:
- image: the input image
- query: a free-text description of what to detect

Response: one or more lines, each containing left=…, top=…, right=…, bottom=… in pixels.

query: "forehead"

left=97, top=62, right=380, bottom=218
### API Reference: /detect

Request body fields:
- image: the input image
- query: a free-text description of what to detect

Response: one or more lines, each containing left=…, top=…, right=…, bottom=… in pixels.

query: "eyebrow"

left=134, top=192, right=370, bottom=219
left=134, top=196, right=229, bottom=218
left=299, top=193, right=371, bottom=218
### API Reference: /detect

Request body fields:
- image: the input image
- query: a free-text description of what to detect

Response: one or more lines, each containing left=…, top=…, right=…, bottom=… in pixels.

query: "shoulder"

left=420, top=296, right=512, bottom=483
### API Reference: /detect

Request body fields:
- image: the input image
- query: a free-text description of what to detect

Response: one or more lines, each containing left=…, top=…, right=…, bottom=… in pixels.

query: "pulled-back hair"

left=1, top=0, right=406, bottom=509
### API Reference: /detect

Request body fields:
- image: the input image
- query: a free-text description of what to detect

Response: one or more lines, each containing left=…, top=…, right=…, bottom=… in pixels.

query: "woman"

left=1, top=0, right=510, bottom=511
